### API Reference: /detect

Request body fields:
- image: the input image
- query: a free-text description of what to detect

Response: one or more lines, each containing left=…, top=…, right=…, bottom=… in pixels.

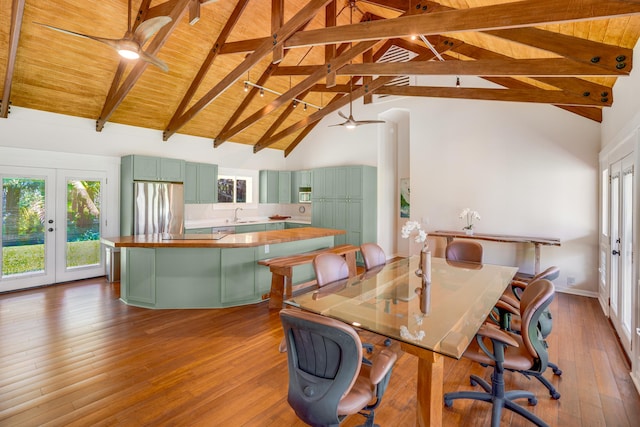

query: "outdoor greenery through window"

left=217, top=175, right=252, bottom=204
left=1, top=177, right=101, bottom=278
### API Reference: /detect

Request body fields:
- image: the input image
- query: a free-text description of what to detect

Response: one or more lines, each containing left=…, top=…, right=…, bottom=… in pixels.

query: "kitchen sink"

left=234, top=220, right=258, bottom=224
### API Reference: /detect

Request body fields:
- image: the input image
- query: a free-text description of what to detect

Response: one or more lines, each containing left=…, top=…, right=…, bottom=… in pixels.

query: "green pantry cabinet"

left=312, top=166, right=377, bottom=259
left=120, top=236, right=333, bottom=308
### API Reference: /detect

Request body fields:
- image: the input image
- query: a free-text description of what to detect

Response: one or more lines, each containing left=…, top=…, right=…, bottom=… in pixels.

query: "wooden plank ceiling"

left=2, top=0, right=640, bottom=155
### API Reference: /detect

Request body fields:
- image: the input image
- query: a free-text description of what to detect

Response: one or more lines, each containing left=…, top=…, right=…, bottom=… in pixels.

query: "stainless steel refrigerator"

left=134, top=181, right=184, bottom=235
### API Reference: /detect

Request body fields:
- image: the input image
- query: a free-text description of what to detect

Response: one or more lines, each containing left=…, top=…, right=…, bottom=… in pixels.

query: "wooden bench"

left=258, top=244, right=359, bottom=309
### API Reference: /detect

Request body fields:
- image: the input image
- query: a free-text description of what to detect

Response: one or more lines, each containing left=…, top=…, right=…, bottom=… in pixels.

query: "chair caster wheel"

left=444, top=398, right=453, bottom=408
left=470, top=377, right=478, bottom=387
left=528, top=397, right=538, bottom=406
left=553, top=368, right=563, bottom=375
left=384, top=338, right=391, bottom=347
left=551, top=391, right=561, bottom=400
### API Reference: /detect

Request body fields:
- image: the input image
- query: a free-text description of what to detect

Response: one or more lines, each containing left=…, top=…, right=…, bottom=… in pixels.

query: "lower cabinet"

left=221, top=247, right=257, bottom=305
left=122, top=248, right=156, bottom=305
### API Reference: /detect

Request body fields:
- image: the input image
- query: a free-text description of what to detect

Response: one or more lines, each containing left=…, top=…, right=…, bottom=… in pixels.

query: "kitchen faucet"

left=233, top=207, right=243, bottom=222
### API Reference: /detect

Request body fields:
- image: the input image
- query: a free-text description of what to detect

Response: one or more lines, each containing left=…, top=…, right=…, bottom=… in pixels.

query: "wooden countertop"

left=101, top=227, right=345, bottom=249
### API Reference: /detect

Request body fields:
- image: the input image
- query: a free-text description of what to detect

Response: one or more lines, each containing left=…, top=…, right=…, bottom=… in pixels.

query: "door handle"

left=48, top=219, right=54, bottom=224
left=612, top=250, right=620, bottom=255
left=48, top=228, right=54, bottom=232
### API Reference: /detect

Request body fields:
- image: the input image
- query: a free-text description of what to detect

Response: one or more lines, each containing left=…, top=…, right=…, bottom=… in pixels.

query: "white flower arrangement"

left=459, top=208, right=481, bottom=230
left=401, top=220, right=427, bottom=243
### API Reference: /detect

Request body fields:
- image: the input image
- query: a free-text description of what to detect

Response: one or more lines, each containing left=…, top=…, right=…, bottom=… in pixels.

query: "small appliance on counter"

left=298, top=187, right=312, bottom=203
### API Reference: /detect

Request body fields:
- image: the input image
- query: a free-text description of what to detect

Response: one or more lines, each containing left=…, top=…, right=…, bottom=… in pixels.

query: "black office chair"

left=445, top=240, right=483, bottom=263
left=280, top=308, right=397, bottom=427
left=313, top=253, right=376, bottom=356
left=444, top=279, right=556, bottom=427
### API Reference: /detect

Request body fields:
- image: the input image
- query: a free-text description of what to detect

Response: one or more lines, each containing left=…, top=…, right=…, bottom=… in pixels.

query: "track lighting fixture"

left=241, top=81, right=323, bottom=110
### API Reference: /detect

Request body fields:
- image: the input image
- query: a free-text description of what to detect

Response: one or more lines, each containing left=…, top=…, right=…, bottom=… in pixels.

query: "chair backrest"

left=445, top=240, right=483, bottom=263
left=280, top=308, right=363, bottom=426
left=518, top=278, right=555, bottom=368
left=313, top=253, right=349, bottom=287
left=360, top=243, right=386, bottom=271
left=531, top=265, right=560, bottom=282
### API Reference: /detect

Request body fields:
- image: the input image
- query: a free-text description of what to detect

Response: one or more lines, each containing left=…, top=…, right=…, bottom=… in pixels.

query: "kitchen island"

left=101, top=227, right=344, bottom=309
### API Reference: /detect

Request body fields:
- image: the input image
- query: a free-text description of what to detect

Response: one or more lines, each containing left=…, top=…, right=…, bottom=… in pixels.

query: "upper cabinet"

left=185, top=162, right=218, bottom=204
left=292, top=170, right=312, bottom=201
left=128, top=155, right=185, bottom=182
left=259, top=170, right=291, bottom=203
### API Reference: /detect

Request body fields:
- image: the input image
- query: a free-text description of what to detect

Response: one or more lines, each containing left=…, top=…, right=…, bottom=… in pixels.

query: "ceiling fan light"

left=117, top=40, right=140, bottom=59
left=346, top=122, right=357, bottom=129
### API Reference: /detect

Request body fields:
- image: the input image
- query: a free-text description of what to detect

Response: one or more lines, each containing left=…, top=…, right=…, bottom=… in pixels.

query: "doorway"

left=608, top=155, right=634, bottom=358
left=1, top=167, right=105, bottom=292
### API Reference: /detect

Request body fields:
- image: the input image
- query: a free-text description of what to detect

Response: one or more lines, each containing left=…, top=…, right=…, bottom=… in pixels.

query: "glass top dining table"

left=284, top=255, right=518, bottom=426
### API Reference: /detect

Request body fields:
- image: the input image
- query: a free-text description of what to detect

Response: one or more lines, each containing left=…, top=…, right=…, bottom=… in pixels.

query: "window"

left=217, top=175, right=253, bottom=204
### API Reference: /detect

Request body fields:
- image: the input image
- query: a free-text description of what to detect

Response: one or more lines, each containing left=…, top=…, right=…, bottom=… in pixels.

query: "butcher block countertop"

left=101, top=227, right=345, bottom=249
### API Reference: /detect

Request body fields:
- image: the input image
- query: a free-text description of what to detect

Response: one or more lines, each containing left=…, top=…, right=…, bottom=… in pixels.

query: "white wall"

left=1, top=78, right=605, bottom=296
left=287, top=84, right=602, bottom=296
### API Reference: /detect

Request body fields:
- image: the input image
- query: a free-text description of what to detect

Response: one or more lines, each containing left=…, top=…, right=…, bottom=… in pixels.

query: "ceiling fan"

left=330, top=1, right=384, bottom=129
left=35, top=0, right=171, bottom=72
left=330, top=79, right=385, bottom=129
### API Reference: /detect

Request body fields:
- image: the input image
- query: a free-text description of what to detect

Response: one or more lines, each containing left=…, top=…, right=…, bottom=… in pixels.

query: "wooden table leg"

left=268, top=274, right=285, bottom=309
left=400, top=342, right=444, bottom=427
left=534, top=243, right=541, bottom=275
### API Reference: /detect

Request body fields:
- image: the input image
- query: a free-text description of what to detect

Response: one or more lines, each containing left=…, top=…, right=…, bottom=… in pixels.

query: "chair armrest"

left=477, top=324, right=519, bottom=348
left=510, top=280, right=527, bottom=300
left=496, top=296, right=519, bottom=315
left=278, top=337, right=287, bottom=353
left=368, top=349, right=397, bottom=385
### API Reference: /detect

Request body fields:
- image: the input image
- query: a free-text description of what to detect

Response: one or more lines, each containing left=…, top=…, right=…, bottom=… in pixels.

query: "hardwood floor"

left=1, top=277, right=639, bottom=426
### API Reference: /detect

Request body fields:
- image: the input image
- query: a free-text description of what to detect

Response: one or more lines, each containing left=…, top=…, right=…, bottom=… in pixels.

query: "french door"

left=1, top=167, right=105, bottom=292
left=609, top=155, right=634, bottom=357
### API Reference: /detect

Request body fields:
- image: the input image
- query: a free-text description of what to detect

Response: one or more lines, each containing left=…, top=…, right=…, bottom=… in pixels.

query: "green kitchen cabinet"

left=185, top=227, right=213, bottom=234
left=291, top=170, right=312, bottom=201
left=235, top=223, right=267, bottom=233
left=185, top=162, right=218, bottom=204
left=259, top=170, right=279, bottom=203
left=265, top=222, right=284, bottom=231
left=312, top=167, right=336, bottom=199
left=278, top=171, right=291, bottom=203
left=284, top=222, right=308, bottom=229
left=121, top=247, right=156, bottom=306
left=220, top=247, right=258, bottom=305
left=128, top=155, right=185, bottom=182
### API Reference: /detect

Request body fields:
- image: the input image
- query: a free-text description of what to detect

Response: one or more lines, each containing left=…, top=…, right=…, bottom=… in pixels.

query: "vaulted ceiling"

left=2, top=0, right=640, bottom=156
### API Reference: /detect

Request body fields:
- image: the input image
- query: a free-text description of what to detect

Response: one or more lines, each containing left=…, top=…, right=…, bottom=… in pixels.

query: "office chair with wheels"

left=444, top=279, right=556, bottom=427
left=313, top=253, right=376, bottom=356
left=280, top=308, right=397, bottom=427
left=445, top=240, right=483, bottom=263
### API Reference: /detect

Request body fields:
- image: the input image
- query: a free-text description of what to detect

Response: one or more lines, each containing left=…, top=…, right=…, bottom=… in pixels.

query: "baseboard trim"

left=554, top=287, right=598, bottom=298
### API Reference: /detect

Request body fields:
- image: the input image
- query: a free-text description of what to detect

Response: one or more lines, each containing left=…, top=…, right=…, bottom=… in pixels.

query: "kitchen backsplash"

left=185, top=202, right=312, bottom=222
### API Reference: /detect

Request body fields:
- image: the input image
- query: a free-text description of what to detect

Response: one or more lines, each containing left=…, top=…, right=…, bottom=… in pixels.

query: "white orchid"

left=459, top=208, right=481, bottom=230
left=401, top=220, right=427, bottom=243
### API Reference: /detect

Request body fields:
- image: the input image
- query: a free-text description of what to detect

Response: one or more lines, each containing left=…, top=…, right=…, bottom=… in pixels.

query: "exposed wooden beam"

left=96, top=0, right=191, bottom=132
left=1, top=0, right=25, bottom=118
left=163, top=0, right=333, bottom=141
left=374, top=85, right=609, bottom=107
left=285, top=0, right=640, bottom=48
left=363, top=49, right=373, bottom=104
left=485, top=27, right=633, bottom=73
left=325, top=1, right=337, bottom=87
left=166, top=0, right=249, bottom=130
left=256, top=52, right=435, bottom=151
left=555, top=105, right=603, bottom=122
left=214, top=40, right=381, bottom=145
left=253, top=91, right=310, bottom=152
left=284, top=94, right=343, bottom=157
left=272, top=0, right=284, bottom=64
left=338, top=58, right=629, bottom=77
left=272, top=65, right=323, bottom=76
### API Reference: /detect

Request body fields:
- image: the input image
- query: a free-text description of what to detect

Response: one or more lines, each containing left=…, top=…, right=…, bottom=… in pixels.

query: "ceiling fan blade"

left=338, top=111, right=348, bottom=120
left=139, top=50, right=169, bottom=72
left=133, top=16, right=172, bottom=46
left=354, top=119, right=385, bottom=125
left=35, top=22, right=125, bottom=51
left=329, top=123, right=347, bottom=127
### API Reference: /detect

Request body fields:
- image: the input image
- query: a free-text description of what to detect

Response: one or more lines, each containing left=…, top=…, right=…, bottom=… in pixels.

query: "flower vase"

left=465, top=228, right=474, bottom=236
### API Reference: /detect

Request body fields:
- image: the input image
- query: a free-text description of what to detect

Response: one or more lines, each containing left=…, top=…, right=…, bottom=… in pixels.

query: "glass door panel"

left=55, top=171, right=105, bottom=283
left=1, top=168, right=56, bottom=291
